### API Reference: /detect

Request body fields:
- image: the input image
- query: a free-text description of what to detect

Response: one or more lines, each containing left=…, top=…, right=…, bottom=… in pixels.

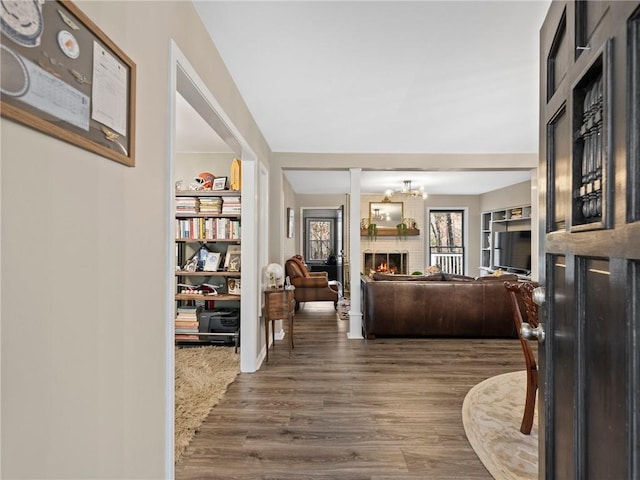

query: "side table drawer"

left=267, top=305, right=292, bottom=318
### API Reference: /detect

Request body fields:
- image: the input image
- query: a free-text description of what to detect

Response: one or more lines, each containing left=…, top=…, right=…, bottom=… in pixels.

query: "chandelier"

left=385, top=180, right=427, bottom=200
left=371, top=206, right=391, bottom=221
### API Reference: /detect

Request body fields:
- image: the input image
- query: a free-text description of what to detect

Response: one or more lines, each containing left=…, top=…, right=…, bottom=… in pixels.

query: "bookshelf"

left=479, top=204, right=531, bottom=278
left=174, top=190, right=241, bottom=346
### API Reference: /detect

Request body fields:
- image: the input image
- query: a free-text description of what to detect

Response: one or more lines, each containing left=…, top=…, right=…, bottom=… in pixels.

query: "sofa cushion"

left=285, top=256, right=310, bottom=279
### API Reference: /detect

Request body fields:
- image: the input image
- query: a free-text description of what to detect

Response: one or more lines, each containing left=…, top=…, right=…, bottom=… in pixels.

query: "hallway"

left=175, top=302, right=524, bottom=479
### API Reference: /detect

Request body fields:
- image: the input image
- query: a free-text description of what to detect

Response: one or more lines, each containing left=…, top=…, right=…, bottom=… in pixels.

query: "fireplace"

left=364, top=252, right=408, bottom=275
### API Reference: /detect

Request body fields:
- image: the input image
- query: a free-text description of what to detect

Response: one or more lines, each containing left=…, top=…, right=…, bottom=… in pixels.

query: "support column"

left=348, top=168, right=363, bottom=339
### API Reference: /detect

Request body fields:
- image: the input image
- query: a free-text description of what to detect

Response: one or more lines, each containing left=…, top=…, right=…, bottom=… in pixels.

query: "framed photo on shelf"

left=203, top=251, right=221, bottom=271
left=227, top=278, right=241, bottom=295
left=213, top=177, right=227, bottom=191
left=224, top=245, right=241, bottom=272
left=183, top=244, right=210, bottom=271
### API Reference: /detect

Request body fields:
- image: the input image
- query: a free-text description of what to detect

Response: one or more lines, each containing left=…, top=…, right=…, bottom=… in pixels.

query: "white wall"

left=360, top=194, right=425, bottom=274
left=481, top=180, right=537, bottom=277
left=282, top=176, right=297, bottom=262
left=480, top=180, right=532, bottom=211
left=0, top=1, right=270, bottom=478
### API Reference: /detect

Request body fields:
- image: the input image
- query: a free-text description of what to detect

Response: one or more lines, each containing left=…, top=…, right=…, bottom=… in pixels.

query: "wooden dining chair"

left=504, top=281, right=539, bottom=435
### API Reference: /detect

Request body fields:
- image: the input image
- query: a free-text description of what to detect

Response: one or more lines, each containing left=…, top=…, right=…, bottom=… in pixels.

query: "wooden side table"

left=263, top=288, right=295, bottom=362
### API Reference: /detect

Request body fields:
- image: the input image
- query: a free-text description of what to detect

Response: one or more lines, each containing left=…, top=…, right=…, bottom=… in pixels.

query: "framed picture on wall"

left=287, top=207, right=294, bottom=238
left=0, top=0, right=136, bottom=167
left=369, top=202, right=403, bottom=228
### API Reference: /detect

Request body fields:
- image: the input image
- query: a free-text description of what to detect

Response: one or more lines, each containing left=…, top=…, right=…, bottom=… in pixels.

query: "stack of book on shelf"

left=221, top=196, right=241, bottom=215
left=199, top=197, right=222, bottom=215
left=176, top=197, right=199, bottom=215
left=174, top=305, right=201, bottom=340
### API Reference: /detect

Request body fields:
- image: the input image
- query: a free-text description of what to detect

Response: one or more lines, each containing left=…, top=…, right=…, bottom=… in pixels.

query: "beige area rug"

left=174, top=346, right=239, bottom=463
left=462, top=370, right=538, bottom=480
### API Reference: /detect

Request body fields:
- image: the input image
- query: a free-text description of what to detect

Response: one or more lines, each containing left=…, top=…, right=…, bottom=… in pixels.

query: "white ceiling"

left=285, top=169, right=532, bottom=195
left=179, top=0, right=550, bottom=194
left=176, top=92, right=232, bottom=153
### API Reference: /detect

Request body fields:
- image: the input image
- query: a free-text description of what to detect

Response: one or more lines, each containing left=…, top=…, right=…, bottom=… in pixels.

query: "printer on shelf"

left=198, top=308, right=239, bottom=343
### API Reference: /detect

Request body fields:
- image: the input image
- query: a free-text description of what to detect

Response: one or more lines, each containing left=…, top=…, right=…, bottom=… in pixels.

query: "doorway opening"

left=302, top=207, right=344, bottom=290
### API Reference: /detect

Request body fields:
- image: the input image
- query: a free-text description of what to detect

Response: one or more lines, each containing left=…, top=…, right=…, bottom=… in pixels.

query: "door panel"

left=570, top=41, right=613, bottom=231
left=540, top=2, right=640, bottom=479
left=547, top=107, right=570, bottom=232
left=581, top=258, right=627, bottom=479
left=547, top=8, right=569, bottom=101
left=576, top=1, right=609, bottom=57
left=629, top=9, right=640, bottom=222
left=549, top=255, right=574, bottom=479
left=632, top=260, right=640, bottom=477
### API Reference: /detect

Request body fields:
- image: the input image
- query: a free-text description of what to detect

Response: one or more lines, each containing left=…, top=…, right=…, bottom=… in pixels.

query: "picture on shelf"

left=203, top=251, right=221, bottom=271
left=227, top=278, right=241, bottom=295
left=182, top=245, right=209, bottom=271
left=224, top=245, right=241, bottom=272
left=213, top=176, right=227, bottom=191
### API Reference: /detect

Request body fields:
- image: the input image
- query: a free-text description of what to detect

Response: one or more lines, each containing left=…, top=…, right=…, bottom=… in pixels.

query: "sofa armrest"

left=309, top=272, right=328, bottom=279
left=291, top=276, right=329, bottom=288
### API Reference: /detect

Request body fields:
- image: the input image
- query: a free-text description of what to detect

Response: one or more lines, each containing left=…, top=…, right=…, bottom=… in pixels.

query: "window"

left=429, top=209, right=465, bottom=275
left=305, top=218, right=335, bottom=263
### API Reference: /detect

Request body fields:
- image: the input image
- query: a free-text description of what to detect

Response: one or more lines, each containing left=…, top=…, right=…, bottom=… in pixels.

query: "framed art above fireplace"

left=369, top=202, right=403, bottom=228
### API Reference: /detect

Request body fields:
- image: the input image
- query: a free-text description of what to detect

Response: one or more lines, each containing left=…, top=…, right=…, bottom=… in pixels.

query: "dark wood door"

left=539, top=2, right=640, bottom=478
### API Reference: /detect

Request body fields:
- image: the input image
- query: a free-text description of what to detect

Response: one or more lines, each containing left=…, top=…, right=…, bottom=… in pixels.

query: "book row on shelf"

left=176, top=196, right=241, bottom=215
left=176, top=217, right=241, bottom=240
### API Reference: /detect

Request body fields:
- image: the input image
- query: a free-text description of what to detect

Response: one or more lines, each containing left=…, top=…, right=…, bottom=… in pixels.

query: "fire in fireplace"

left=364, top=252, right=408, bottom=275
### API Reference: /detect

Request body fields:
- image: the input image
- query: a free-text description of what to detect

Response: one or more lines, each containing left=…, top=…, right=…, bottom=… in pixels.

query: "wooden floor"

left=175, top=302, right=526, bottom=479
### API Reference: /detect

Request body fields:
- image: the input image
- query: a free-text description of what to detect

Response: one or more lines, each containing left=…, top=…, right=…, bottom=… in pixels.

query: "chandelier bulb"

left=386, top=179, right=427, bottom=200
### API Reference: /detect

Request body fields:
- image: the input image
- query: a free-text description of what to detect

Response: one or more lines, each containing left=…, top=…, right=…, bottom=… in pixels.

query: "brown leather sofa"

left=285, top=255, right=339, bottom=310
left=361, top=273, right=520, bottom=338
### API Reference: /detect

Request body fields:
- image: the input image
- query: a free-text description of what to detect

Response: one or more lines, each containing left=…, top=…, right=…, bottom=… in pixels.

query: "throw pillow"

left=443, top=274, right=475, bottom=282
left=476, top=274, right=520, bottom=282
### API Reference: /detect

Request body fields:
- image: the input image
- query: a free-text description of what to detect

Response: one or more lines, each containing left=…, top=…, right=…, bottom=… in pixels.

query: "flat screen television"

left=493, top=230, right=532, bottom=273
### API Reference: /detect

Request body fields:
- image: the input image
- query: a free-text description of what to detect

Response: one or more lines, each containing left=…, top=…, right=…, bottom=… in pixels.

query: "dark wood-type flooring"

left=175, top=302, right=527, bottom=479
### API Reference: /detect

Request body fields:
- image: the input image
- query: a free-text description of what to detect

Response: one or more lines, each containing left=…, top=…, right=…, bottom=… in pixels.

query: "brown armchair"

left=285, top=255, right=339, bottom=310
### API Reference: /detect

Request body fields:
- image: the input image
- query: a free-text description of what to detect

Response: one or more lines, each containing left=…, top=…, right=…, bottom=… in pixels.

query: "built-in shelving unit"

left=479, top=204, right=532, bottom=278
left=174, top=190, right=241, bottom=347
